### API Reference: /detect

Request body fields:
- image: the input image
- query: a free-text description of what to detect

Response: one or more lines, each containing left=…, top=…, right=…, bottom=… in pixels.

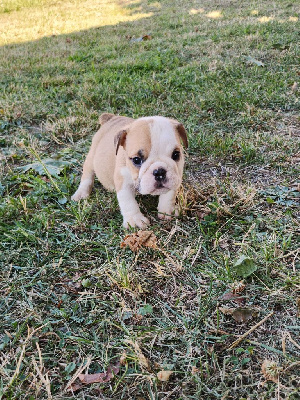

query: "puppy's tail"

left=99, top=113, right=115, bottom=125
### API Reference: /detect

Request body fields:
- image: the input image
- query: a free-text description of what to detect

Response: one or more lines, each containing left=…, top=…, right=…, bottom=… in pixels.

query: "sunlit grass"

left=0, top=0, right=152, bottom=45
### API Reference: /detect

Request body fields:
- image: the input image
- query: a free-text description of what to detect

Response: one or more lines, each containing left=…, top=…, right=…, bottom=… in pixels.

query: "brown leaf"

left=125, top=340, right=150, bottom=370
left=191, top=366, right=200, bottom=375
left=157, top=370, right=173, bottom=381
left=67, top=382, right=83, bottom=392
left=219, top=307, right=257, bottom=322
left=219, top=306, right=235, bottom=316
left=78, top=363, right=120, bottom=384
left=120, top=230, right=157, bottom=252
left=130, top=34, right=152, bottom=42
left=219, top=291, right=242, bottom=301
left=261, top=359, right=279, bottom=383
left=232, top=308, right=257, bottom=322
left=297, top=297, right=300, bottom=318
left=231, top=281, right=246, bottom=294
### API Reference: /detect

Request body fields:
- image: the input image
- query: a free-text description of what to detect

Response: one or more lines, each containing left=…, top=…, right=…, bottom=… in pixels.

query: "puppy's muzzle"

left=153, top=168, right=167, bottom=182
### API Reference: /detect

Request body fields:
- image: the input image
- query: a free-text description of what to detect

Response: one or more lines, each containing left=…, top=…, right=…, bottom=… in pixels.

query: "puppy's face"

left=116, top=117, right=188, bottom=195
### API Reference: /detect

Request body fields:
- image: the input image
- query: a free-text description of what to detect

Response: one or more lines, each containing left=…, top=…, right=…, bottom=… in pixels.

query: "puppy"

left=71, top=113, right=188, bottom=228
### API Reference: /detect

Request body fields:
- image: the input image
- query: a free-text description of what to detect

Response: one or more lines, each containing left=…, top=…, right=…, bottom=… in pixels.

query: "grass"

left=0, top=0, right=299, bottom=398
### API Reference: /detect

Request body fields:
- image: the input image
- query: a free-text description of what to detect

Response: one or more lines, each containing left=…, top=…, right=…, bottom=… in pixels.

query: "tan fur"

left=72, top=113, right=188, bottom=228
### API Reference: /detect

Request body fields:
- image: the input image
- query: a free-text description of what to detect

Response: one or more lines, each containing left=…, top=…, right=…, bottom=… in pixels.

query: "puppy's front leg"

left=71, top=151, right=95, bottom=201
left=117, top=186, right=149, bottom=229
left=157, top=190, right=178, bottom=220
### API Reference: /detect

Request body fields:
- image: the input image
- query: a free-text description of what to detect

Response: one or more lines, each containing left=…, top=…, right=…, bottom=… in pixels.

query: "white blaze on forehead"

left=141, top=116, right=178, bottom=156
left=137, top=116, right=183, bottom=195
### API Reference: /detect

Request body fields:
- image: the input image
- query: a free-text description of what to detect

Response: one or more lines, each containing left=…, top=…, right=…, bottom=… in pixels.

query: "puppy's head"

left=115, top=116, right=188, bottom=195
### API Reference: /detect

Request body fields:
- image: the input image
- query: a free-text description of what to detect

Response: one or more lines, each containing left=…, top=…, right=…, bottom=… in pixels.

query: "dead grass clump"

left=178, top=180, right=257, bottom=220
left=43, top=115, right=96, bottom=144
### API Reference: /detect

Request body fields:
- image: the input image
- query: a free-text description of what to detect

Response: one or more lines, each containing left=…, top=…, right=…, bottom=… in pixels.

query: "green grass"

left=0, top=0, right=299, bottom=399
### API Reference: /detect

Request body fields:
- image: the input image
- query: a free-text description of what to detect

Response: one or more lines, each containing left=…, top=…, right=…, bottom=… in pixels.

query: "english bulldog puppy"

left=71, top=113, right=188, bottom=228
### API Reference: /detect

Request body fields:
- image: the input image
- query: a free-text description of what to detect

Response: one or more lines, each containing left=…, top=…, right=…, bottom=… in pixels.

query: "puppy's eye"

left=132, top=157, right=143, bottom=167
left=171, top=150, right=180, bottom=161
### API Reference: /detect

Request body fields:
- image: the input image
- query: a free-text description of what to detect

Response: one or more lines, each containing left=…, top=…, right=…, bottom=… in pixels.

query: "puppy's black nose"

left=153, top=168, right=166, bottom=182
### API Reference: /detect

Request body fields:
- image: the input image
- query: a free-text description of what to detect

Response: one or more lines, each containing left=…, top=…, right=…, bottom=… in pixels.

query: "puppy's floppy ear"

left=114, top=130, right=127, bottom=155
left=99, top=113, right=115, bottom=125
left=176, top=123, right=188, bottom=148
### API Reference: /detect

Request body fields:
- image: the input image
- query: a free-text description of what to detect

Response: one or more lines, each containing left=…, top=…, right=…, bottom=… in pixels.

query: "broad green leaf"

left=19, top=158, right=71, bottom=177
left=232, top=255, right=257, bottom=278
left=81, top=278, right=92, bottom=288
left=65, top=362, right=76, bottom=374
left=58, top=197, right=68, bottom=204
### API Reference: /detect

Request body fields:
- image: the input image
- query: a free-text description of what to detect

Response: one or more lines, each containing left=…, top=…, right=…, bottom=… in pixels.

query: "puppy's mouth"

left=150, top=183, right=170, bottom=195
left=155, top=182, right=165, bottom=189
left=136, top=182, right=170, bottom=195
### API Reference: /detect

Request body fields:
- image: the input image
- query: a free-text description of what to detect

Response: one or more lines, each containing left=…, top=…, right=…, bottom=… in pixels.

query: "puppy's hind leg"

left=71, top=151, right=95, bottom=201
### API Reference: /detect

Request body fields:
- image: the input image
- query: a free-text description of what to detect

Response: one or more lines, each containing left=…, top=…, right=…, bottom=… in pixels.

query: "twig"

left=228, top=311, right=274, bottom=350
left=292, top=249, right=299, bottom=273
left=275, top=248, right=299, bottom=261
left=285, top=331, right=300, bottom=351
left=283, top=361, right=300, bottom=373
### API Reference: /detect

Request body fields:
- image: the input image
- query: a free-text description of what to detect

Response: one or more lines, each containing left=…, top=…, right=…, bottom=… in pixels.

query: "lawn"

left=0, top=0, right=299, bottom=399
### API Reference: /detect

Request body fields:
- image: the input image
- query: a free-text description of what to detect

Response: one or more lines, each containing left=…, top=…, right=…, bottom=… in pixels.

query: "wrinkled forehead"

left=127, top=117, right=180, bottom=157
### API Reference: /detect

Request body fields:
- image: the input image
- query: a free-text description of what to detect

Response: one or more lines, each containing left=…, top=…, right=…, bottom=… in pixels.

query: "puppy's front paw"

left=71, top=180, right=93, bottom=201
left=71, top=189, right=90, bottom=201
left=123, top=213, right=150, bottom=229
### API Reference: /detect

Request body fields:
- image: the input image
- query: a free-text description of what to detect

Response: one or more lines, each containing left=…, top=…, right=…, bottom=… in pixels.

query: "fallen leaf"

left=219, top=306, right=235, bottom=315
left=130, top=34, right=152, bottom=42
left=297, top=297, right=300, bottom=318
left=78, top=363, right=120, bottom=384
left=220, top=292, right=240, bottom=301
left=125, top=340, right=150, bottom=370
left=232, top=307, right=257, bottom=322
left=261, top=359, right=279, bottom=383
left=244, top=56, right=264, bottom=67
left=121, top=230, right=157, bottom=252
left=219, top=307, right=257, bottom=322
left=231, top=281, right=246, bottom=294
left=67, top=382, right=82, bottom=392
left=157, top=370, right=173, bottom=381
left=232, top=255, right=258, bottom=278
left=219, top=291, right=245, bottom=305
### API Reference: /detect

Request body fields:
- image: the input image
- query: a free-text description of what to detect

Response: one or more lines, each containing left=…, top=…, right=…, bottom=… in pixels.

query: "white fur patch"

left=117, top=167, right=149, bottom=228
left=138, top=117, right=183, bottom=196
